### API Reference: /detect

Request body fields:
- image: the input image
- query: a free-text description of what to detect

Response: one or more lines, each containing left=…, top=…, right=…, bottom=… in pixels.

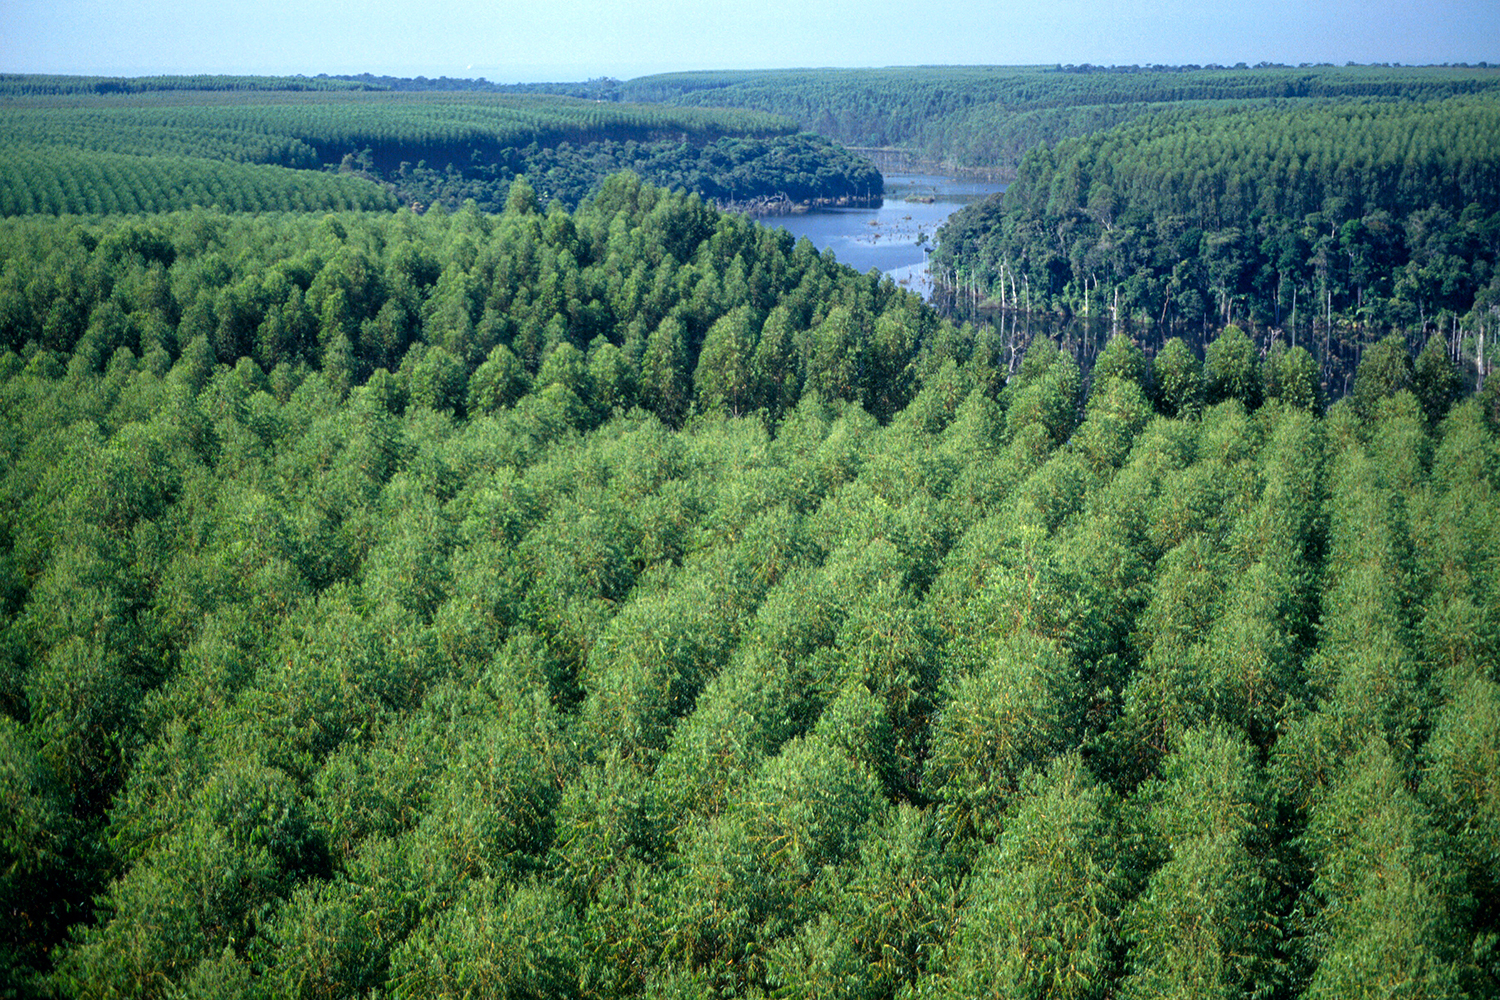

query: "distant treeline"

left=0, top=83, right=885, bottom=217
left=0, top=72, right=634, bottom=100
left=327, top=72, right=627, bottom=100
left=390, top=133, right=882, bottom=215
left=0, top=73, right=380, bottom=96
left=619, top=64, right=1500, bottom=175
left=0, top=89, right=798, bottom=171
left=0, top=146, right=400, bottom=216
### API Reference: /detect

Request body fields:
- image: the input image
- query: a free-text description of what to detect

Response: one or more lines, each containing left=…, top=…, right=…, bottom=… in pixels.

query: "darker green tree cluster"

left=932, top=92, right=1500, bottom=400
left=389, top=133, right=883, bottom=215
left=0, top=84, right=883, bottom=220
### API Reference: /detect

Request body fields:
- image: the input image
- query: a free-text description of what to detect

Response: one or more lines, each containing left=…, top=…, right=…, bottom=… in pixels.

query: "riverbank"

left=758, top=172, right=1007, bottom=300
left=721, top=191, right=883, bottom=216
left=848, top=147, right=1010, bottom=182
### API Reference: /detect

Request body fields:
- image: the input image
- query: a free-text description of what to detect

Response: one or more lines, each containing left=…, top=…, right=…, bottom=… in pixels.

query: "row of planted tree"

left=1, top=79, right=888, bottom=219
left=2, top=178, right=1499, bottom=998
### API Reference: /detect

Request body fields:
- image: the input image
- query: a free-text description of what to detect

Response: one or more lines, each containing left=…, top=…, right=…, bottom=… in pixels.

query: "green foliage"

left=387, top=879, right=582, bottom=999
left=663, top=734, right=886, bottom=991
left=627, top=63, right=1500, bottom=170
left=0, top=86, right=886, bottom=218
left=937, top=755, right=1123, bottom=1000
left=1352, top=333, right=1417, bottom=418
left=0, top=150, right=1497, bottom=999
left=1073, top=375, right=1154, bottom=473
left=1153, top=337, right=1205, bottom=417
left=466, top=342, right=530, bottom=414
left=1119, top=725, right=1282, bottom=999
left=925, top=72, right=1500, bottom=395
left=1204, top=324, right=1263, bottom=409
left=1088, top=333, right=1149, bottom=401
left=1414, top=334, right=1462, bottom=424
left=1003, top=337, right=1082, bottom=445
left=1422, top=676, right=1500, bottom=893
left=1264, top=342, right=1323, bottom=413
left=0, top=144, right=399, bottom=216
left=1297, top=736, right=1471, bottom=999
left=693, top=303, right=760, bottom=417
left=0, top=715, right=95, bottom=994
left=927, top=634, right=1081, bottom=832
left=55, top=752, right=325, bottom=999
left=802, top=803, right=962, bottom=995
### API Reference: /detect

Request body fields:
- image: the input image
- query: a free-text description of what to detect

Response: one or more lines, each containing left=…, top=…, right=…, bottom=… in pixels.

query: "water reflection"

left=757, top=173, right=1005, bottom=300
left=753, top=171, right=1139, bottom=383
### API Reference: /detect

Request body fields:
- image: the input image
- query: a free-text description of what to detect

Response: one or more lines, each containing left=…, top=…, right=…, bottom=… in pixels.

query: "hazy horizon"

left=3, top=0, right=1496, bottom=85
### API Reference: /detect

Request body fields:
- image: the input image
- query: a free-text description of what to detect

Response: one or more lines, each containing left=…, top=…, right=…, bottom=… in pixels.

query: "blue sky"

left=2, top=0, right=1496, bottom=81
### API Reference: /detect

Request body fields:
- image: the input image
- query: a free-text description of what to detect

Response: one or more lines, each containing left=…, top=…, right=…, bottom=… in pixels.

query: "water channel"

left=757, top=173, right=1006, bottom=301
left=756, top=173, right=1127, bottom=378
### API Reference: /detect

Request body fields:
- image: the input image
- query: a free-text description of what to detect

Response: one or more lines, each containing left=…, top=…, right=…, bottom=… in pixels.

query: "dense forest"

left=929, top=89, right=1500, bottom=397
left=2, top=156, right=1500, bottom=1000
left=385, top=133, right=882, bottom=216
left=552, top=64, right=1500, bottom=402
left=3, top=64, right=1500, bottom=999
left=619, top=64, right=1500, bottom=175
left=0, top=81, right=881, bottom=217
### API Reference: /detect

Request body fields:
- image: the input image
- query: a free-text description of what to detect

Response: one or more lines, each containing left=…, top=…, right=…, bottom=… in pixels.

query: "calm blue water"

left=759, top=173, right=1005, bottom=300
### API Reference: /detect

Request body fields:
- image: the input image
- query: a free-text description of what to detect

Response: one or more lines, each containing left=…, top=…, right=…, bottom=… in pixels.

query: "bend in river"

left=757, top=173, right=1005, bottom=300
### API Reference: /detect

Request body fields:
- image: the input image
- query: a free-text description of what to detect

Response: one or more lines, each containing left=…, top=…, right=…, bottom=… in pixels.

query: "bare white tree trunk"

left=1479, top=325, right=1487, bottom=394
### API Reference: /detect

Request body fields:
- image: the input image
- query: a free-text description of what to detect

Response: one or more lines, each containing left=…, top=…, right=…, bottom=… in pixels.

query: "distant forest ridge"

left=0, top=82, right=882, bottom=216
left=0, top=72, right=622, bottom=99
left=617, top=64, right=1500, bottom=174
left=9, top=65, right=1500, bottom=178
left=0, top=73, right=384, bottom=95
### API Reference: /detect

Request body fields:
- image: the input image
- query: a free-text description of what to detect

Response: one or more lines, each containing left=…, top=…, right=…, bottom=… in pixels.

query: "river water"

left=758, top=173, right=1005, bottom=300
